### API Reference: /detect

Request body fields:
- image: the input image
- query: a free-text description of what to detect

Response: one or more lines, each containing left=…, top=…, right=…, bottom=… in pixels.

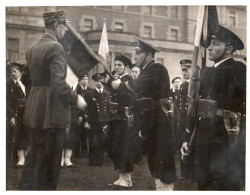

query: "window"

left=170, top=29, right=178, bottom=41
left=84, top=18, right=93, bottom=31
left=170, top=6, right=178, bottom=18
left=157, top=58, right=164, bottom=65
left=114, top=22, right=124, bottom=32
left=143, top=25, right=152, bottom=38
left=229, top=10, right=236, bottom=27
left=7, top=38, right=19, bottom=62
left=142, top=6, right=152, bottom=15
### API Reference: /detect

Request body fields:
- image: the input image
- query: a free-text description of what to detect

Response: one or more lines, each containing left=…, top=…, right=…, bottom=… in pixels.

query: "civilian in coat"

left=6, top=63, right=28, bottom=168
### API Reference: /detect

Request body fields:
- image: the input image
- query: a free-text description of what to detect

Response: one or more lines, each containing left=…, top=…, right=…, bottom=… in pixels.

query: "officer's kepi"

left=133, top=39, right=159, bottom=54
left=42, top=10, right=70, bottom=24
left=210, top=25, right=244, bottom=51
left=92, top=73, right=106, bottom=81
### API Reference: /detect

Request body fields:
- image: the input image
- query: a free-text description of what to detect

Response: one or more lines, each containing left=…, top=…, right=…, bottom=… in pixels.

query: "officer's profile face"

left=79, top=76, right=88, bottom=86
left=95, top=80, right=103, bottom=89
left=131, top=67, right=140, bottom=79
left=134, top=50, right=146, bottom=67
left=182, top=68, right=191, bottom=80
left=173, top=79, right=181, bottom=90
left=208, top=38, right=227, bottom=62
left=55, top=23, right=68, bottom=40
left=10, top=67, right=21, bottom=80
left=114, top=60, right=125, bottom=75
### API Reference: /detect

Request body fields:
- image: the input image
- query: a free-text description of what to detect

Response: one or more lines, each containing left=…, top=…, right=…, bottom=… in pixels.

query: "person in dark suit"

left=18, top=11, right=86, bottom=190
left=181, top=26, right=246, bottom=190
left=6, top=63, right=28, bottom=168
left=112, top=40, right=176, bottom=190
left=84, top=73, right=110, bottom=167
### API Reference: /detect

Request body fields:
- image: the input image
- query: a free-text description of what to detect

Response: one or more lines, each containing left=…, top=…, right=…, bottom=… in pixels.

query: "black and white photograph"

left=1, top=0, right=248, bottom=192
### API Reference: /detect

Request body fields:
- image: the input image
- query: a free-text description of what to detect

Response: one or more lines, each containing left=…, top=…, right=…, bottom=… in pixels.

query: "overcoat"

left=23, top=33, right=78, bottom=129
left=183, top=58, right=246, bottom=190
left=118, top=60, right=177, bottom=183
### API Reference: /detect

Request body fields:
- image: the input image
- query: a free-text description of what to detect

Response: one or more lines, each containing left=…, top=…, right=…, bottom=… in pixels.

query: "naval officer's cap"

left=92, top=73, right=106, bottom=81
left=180, top=59, right=192, bottom=70
left=210, top=25, right=244, bottom=51
left=133, top=39, right=159, bottom=55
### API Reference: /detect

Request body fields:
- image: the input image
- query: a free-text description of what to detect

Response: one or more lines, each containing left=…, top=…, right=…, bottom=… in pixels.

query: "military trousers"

left=18, top=128, right=64, bottom=190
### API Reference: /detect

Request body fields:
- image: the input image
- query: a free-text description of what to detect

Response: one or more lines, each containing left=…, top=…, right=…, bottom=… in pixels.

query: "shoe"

left=65, top=164, right=76, bottom=168
left=15, top=164, right=24, bottom=169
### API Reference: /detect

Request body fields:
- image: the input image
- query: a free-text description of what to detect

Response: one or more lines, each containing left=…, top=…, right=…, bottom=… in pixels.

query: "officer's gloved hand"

left=111, top=79, right=121, bottom=90
left=77, top=95, right=87, bottom=110
left=84, top=122, right=91, bottom=130
left=10, top=117, right=17, bottom=128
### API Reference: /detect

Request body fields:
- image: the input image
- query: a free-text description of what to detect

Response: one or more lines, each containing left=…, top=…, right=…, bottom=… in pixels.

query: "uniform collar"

left=44, top=32, right=58, bottom=42
left=142, top=60, right=154, bottom=70
left=95, top=87, right=103, bottom=93
left=118, top=72, right=129, bottom=79
left=213, top=57, right=232, bottom=68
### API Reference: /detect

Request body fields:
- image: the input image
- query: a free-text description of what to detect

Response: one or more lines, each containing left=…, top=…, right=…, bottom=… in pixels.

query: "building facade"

left=6, top=6, right=247, bottom=84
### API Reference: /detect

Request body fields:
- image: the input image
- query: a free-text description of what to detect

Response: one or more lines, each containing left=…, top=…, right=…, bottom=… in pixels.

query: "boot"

left=16, top=150, right=25, bottom=168
left=61, top=149, right=65, bottom=167
left=118, top=172, right=132, bottom=188
left=155, top=179, right=161, bottom=191
left=64, top=149, right=75, bottom=168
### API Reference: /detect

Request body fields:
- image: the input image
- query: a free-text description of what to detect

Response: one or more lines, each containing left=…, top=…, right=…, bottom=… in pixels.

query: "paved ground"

left=6, top=153, right=244, bottom=191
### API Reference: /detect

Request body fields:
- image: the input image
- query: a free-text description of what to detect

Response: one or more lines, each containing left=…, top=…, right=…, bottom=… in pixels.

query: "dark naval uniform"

left=183, top=58, right=246, bottom=190
left=109, top=73, right=135, bottom=173
left=175, top=81, right=189, bottom=149
left=84, top=87, right=111, bottom=166
left=118, top=60, right=177, bottom=184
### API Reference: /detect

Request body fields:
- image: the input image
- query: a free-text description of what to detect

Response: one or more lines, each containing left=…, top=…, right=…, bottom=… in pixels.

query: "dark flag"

left=59, top=23, right=101, bottom=79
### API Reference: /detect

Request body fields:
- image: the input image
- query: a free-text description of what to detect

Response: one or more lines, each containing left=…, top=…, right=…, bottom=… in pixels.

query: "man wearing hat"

left=112, top=40, right=176, bottom=190
left=171, top=77, right=181, bottom=93
left=18, top=11, right=87, bottom=190
left=83, top=73, right=110, bottom=167
left=175, top=59, right=195, bottom=180
left=105, top=54, right=136, bottom=188
left=181, top=26, right=246, bottom=190
left=6, top=63, right=28, bottom=168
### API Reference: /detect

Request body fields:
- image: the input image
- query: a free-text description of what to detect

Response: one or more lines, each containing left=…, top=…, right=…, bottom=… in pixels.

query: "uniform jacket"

left=23, top=33, right=78, bottom=129
left=118, top=60, right=176, bottom=183
left=84, top=88, right=111, bottom=123
left=183, top=58, right=246, bottom=145
left=107, top=73, right=133, bottom=121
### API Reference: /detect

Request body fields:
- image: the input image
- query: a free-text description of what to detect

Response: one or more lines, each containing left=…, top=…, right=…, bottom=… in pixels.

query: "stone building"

left=6, top=6, right=247, bottom=86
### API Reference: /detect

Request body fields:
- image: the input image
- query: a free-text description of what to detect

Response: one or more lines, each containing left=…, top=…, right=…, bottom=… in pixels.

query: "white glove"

left=77, top=94, right=87, bottom=110
left=111, top=79, right=121, bottom=90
